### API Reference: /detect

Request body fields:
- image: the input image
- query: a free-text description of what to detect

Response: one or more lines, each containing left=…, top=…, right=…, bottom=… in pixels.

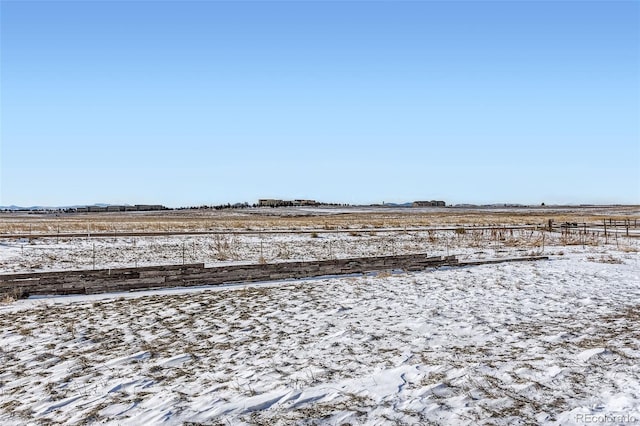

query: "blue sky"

left=1, top=0, right=638, bottom=207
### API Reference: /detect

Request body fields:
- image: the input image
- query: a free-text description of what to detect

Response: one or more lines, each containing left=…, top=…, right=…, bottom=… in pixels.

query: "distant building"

left=87, top=206, right=107, bottom=212
left=258, top=199, right=285, bottom=207
left=74, top=204, right=167, bottom=213
left=135, top=204, right=165, bottom=211
left=259, top=199, right=319, bottom=207
left=413, top=200, right=446, bottom=207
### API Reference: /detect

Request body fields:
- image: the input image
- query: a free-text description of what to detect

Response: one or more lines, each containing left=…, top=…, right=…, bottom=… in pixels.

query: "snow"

left=1, top=243, right=639, bottom=424
left=3, top=226, right=636, bottom=274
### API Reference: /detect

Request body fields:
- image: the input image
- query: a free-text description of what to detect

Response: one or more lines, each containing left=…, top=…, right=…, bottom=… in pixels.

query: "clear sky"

left=1, top=0, right=638, bottom=207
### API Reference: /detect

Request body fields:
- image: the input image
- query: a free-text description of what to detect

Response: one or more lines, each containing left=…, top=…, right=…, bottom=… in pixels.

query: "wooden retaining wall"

left=0, top=254, right=549, bottom=299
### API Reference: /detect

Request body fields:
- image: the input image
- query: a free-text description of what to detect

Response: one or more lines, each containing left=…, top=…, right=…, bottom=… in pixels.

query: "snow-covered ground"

left=0, top=242, right=638, bottom=424
left=2, top=227, right=635, bottom=273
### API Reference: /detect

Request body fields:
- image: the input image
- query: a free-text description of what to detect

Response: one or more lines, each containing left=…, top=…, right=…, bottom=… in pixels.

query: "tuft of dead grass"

left=375, top=270, right=392, bottom=279
left=587, top=255, right=624, bottom=264
left=0, top=294, right=16, bottom=304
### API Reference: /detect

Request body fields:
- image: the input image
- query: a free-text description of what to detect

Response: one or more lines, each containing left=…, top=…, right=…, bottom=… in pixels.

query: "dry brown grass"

left=0, top=294, right=16, bottom=304
left=1, top=206, right=638, bottom=235
left=375, top=270, right=393, bottom=279
left=620, top=245, right=639, bottom=253
left=587, top=255, right=624, bottom=264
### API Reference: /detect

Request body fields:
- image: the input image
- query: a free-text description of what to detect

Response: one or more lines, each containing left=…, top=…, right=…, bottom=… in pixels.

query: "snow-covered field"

left=0, top=243, right=639, bottom=425
left=1, top=207, right=639, bottom=425
left=0, top=231, right=500, bottom=273
left=1, top=227, right=633, bottom=274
